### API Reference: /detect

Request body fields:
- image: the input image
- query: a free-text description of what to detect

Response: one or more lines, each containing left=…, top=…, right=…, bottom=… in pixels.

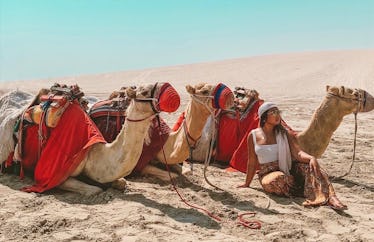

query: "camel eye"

left=201, top=89, right=209, bottom=95
left=140, top=89, right=149, bottom=96
left=351, top=90, right=359, bottom=97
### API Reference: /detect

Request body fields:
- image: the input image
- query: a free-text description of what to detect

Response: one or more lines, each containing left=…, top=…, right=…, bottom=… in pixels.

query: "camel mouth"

left=156, top=83, right=180, bottom=113
left=212, top=83, right=234, bottom=110
left=362, top=90, right=374, bottom=112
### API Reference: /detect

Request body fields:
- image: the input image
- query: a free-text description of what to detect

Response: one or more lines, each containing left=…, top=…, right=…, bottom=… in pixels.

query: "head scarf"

left=258, top=102, right=278, bottom=118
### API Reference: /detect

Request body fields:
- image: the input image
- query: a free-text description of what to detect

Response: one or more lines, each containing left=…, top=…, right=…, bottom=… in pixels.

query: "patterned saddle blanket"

left=89, top=92, right=130, bottom=142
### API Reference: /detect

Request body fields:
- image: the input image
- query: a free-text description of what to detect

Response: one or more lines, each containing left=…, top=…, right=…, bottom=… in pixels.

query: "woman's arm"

left=287, top=132, right=320, bottom=175
left=238, top=132, right=259, bottom=188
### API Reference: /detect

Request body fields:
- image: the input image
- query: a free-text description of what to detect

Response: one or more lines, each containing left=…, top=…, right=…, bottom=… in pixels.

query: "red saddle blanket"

left=216, top=100, right=262, bottom=164
left=21, top=102, right=105, bottom=193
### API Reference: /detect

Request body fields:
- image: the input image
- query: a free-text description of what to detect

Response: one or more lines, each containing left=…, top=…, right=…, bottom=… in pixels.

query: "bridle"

left=132, top=82, right=173, bottom=114
left=184, top=93, right=216, bottom=163
left=188, top=88, right=228, bottom=191
left=126, top=83, right=161, bottom=122
left=327, top=88, right=367, bottom=179
left=190, top=94, right=215, bottom=114
left=327, top=88, right=367, bottom=113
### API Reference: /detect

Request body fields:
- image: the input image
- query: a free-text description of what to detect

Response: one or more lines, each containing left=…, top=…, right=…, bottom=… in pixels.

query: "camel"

left=58, top=82, right=181, bottom=195
left=140, top=83, right=235, bottom=180
left=190, top=87, right=261, bottom=163
left=189, top=85, right=374, bottom=173
left=1, top=83, right=180, bottom=195
left=297, top=85, right=374, bottom=157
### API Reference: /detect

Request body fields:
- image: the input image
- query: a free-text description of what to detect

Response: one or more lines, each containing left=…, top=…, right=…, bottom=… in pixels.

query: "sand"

left=0, top=49, right=373, bottom=241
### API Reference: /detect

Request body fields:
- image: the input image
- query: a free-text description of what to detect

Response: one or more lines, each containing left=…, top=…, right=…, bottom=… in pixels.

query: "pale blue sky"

left=0, top=0, right=373, bottom=81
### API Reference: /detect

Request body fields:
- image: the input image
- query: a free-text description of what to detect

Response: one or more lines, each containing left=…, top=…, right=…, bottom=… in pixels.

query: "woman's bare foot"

left=328, top=195, right=347, bottom=210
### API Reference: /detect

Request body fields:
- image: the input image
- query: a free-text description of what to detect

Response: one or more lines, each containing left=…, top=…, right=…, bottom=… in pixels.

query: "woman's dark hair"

left=260, top=110, right=287, bottom=135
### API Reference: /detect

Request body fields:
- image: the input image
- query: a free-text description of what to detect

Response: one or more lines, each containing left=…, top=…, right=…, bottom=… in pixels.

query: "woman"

left=239, top=102, right=347, bottom=210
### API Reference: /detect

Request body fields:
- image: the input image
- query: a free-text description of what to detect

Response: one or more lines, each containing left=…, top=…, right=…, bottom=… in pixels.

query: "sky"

left=0, top=0, right=373, bottom=82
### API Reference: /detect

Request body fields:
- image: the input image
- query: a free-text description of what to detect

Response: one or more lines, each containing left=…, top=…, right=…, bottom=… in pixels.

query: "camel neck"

left=298, top=97, right=346, bottom=157
left=184, top=100, right=211, bottom=141
left=155, top=98, right=212, bottom=164
left=84, top=101, right=153, bottom=183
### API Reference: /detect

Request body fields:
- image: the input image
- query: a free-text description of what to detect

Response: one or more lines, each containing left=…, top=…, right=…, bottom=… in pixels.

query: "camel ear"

left=38, top=88, right=49, bottom=96
left=186, top=85, right=195, bottom=94
left=326, top=85, right=331, bottom=92
left=126, top=87, right=136, bottom=99
left=327, top=86, right=339, bottom=95
left=249, top=89, right=259, bottom=100
left=340, top=86, right=345, bottom=95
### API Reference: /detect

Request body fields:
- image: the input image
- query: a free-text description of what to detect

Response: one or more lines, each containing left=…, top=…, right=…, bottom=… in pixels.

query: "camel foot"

left=141, top=164, right=179, bottom=181
left=181, top=161, right=193, bottom=175
left=59, top=177, right=103, bottom=196
left=81, top=187, right=103, bottom=196
left=112, top=178, right=127, bottom=191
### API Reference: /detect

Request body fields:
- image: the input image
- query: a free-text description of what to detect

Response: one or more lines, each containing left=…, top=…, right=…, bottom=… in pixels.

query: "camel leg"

left=141, top=164, right=178, bottom=181
left=181, top=161, right=194, bottom=175
left=58, top=177, right=103, bottom=196
left=169, top=161, right=194, bottom=175
left=169, top=164, right=182, bottom=174
left=111, top=178, right=127, bottom=191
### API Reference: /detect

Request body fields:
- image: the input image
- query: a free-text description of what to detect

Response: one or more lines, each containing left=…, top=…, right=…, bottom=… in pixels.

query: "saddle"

left=89, top=88, right=131, bottom=142
left=24, top=84, right=85, bottom=128
left=3, top=84, right=86, bottom=177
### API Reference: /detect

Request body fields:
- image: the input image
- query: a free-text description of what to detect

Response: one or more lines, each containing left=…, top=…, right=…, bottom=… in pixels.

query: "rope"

left=237, top=212, right=262, bottom=229
left=327, top=89, right=366, bottom=180
left=157, top=117, right=221, bottom=221
left=203, top=113, right=225, bottom=191
left=189, top=95, right=226, bottom=191
left=157, top=114, right=262, bottom=229
left=332, top=112, right=358, bottom=180
left=190, top=95, right=262, bottom=228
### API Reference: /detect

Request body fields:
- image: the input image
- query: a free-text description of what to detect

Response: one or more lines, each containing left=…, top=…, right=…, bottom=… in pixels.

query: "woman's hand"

left=309, top=157, right=321, bottom=176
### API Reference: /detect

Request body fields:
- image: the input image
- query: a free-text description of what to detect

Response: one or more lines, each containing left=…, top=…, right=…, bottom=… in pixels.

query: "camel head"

left=109, top=86, right=132, bottom=100
left=233, top=87, right=260, bottom=111
left=186, top=83, right=234, bottom=111
left=126, top=82, right=180, bottom=115
left=326, top=85, right=374, bottom=114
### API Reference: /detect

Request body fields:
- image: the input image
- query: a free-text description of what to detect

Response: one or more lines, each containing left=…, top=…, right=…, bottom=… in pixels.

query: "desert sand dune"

left=0, top=50, right=373, bottom=241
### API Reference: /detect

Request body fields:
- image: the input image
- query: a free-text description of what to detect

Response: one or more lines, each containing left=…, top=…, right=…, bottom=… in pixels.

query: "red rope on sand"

left=237, top=212, right=262, bottom=229
left=159, top=123, right=262, bottom=228
left=160, top=146, right=222, bottom=222
left=162, top=149, right=262, bottom=228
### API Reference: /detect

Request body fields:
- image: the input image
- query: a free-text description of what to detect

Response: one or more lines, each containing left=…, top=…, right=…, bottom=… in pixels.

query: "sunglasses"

left=268, top=109, right=281, bottom=116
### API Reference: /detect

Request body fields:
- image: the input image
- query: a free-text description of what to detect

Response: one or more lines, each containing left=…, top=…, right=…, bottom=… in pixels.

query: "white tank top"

left=252, top=130, right=278, bottom=164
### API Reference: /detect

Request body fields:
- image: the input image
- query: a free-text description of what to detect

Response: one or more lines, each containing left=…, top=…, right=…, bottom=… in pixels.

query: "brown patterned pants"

left=258, top=161, right=336, bottom=206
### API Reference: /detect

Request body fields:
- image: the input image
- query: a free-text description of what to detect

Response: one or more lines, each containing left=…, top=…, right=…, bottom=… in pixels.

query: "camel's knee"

left=111, top=178, right=127, bottom=191
left=59, top=177, right=103, bottom=196
left=141, top=165, right=178, bottom=181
